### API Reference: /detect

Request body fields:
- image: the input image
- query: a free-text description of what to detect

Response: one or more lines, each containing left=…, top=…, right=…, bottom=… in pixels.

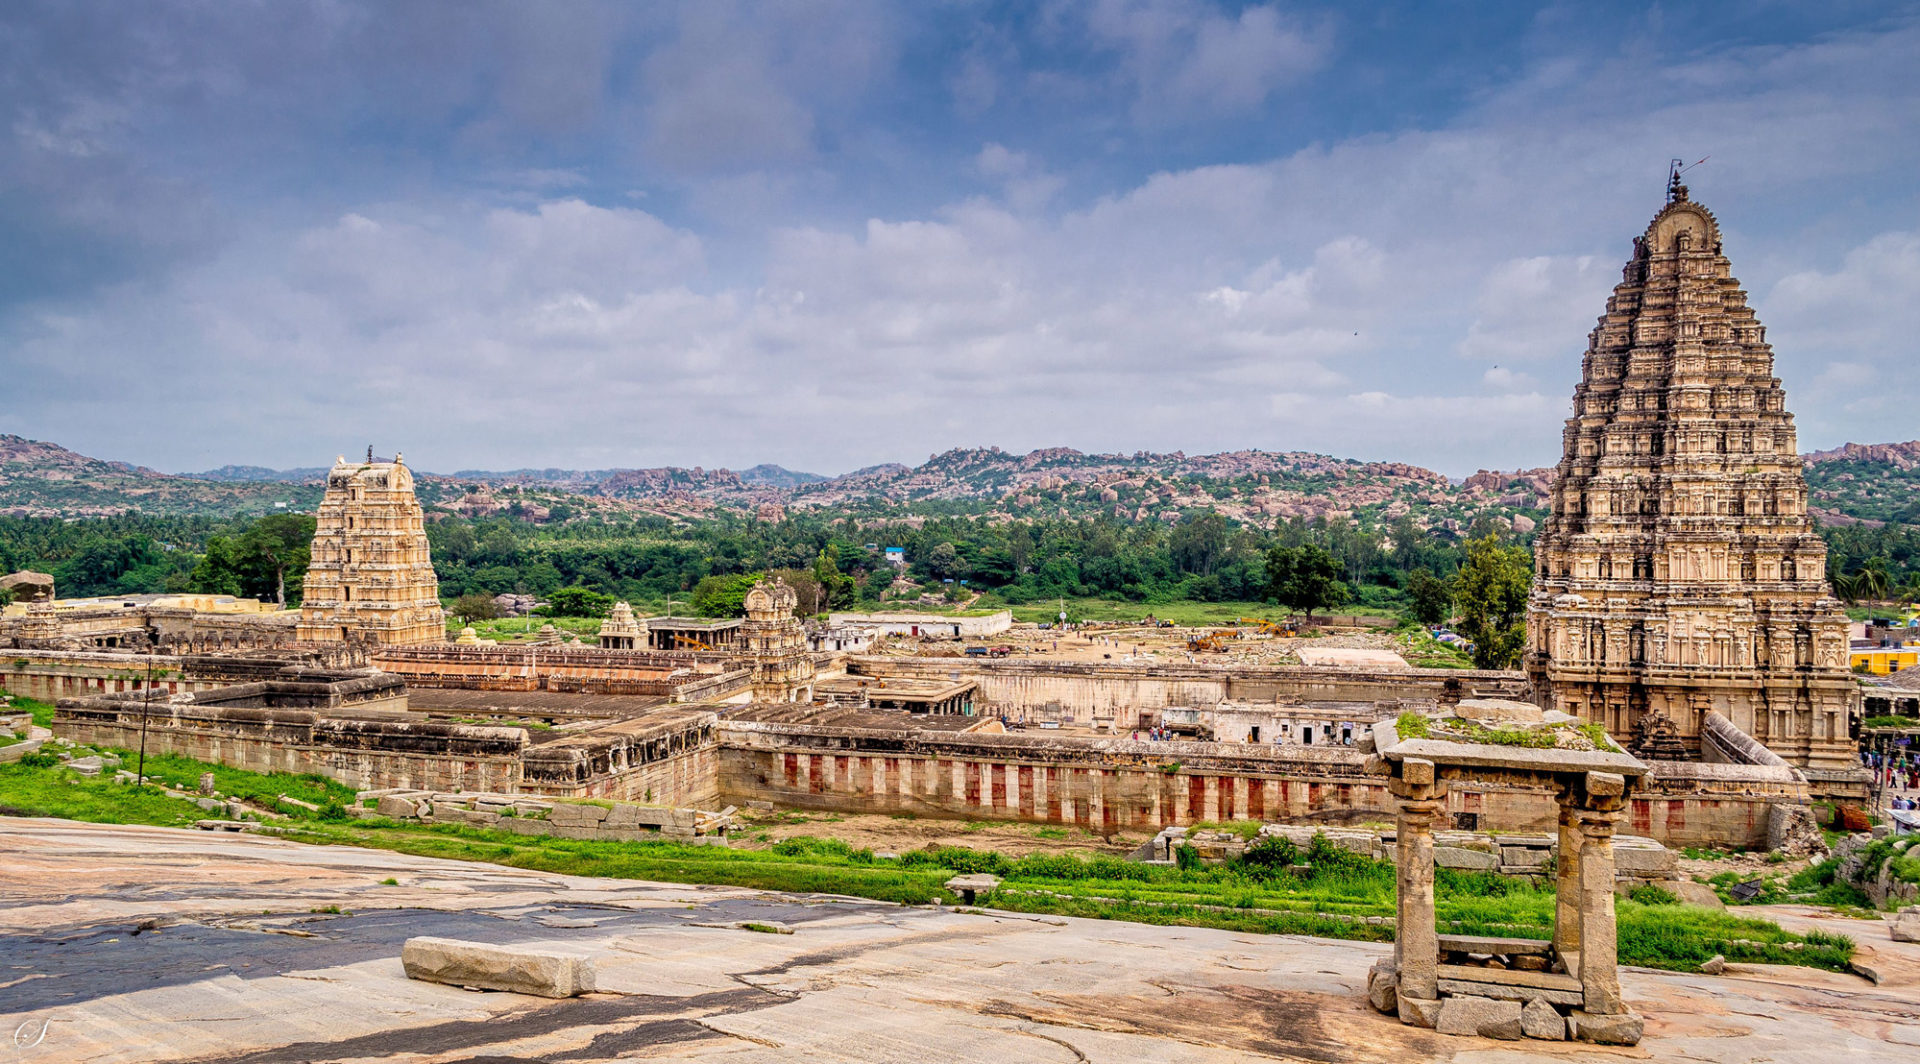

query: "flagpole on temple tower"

left=136, top=644, right=154, bottom=789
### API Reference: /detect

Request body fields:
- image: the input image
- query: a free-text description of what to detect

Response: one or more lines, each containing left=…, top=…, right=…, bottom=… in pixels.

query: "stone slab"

left=1434, top=846, right=1499, bottom=871
left=1568, top=1009, right=1643, bottom=1046
left=1437, top=934, right=1552, bottom=957
left=1436, top=995, right=1523, bottom=1039
left=1521, top=997, right=1566, bottom=1040
left=401, top=936, right=595, bottom=998
left=1436, top=979, right=1582, bottom=1008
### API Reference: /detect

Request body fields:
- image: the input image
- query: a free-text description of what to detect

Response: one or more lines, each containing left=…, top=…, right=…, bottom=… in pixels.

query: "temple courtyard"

left=2, top=817, right=1914, bottom=1063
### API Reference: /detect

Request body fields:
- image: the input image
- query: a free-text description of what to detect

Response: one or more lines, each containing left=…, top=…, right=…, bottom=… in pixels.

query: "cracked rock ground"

left=3, top=818, right=1917, bottom=1063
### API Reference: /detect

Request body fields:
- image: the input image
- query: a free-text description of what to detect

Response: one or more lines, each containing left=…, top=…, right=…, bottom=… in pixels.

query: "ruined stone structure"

left=598, top=601, right=646, bottom=651
left=297, top=455, right=446, bottom=646
left=1367, top=706, right=1648, bottom=1045
left=1525, top=180, right=1856, bottom=771
left=742, top=578, right=814, bottom=703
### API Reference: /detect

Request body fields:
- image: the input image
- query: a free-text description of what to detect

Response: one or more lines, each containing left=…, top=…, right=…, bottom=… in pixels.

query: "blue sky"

left=2, top=1, right=1916, bottom=476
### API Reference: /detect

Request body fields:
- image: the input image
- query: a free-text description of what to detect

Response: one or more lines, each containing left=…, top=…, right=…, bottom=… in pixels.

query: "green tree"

left=1170, top=511, right=1228, bottom=575
left=691, top=572, right=762, bottom=617
left=924, top=542, right=964, bottom=581
left=1263, top=544, right=1349, bottom=623
left=542, top=586, right=614, bottom=618
left=450, top=592, right=502, bottom=624
left=1454, top=534, right=1532, bottom=669
left=811, top=546, right=854, bottom=609
left=1405, top=567, right=1451, bottom=627
left=238, top=514, right=316, bottom=605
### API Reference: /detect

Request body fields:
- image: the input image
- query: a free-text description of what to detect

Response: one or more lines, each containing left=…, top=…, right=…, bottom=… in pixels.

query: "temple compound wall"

left=1524, top=183, right=1859, bottom=773
left=298, top=455, right=445, bottom=646
left=0, top=646, right=369, bottom=702
left=846, top=656, right=1530, bottom=730
left=712, top=719, right=1798, bottom=848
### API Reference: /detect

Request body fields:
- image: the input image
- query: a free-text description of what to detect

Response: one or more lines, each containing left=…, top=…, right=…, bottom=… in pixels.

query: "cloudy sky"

left=2, top=2, right=1916, bottom=477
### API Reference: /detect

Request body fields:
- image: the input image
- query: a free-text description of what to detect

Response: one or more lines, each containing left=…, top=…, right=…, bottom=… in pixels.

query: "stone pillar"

left=1554, top=802, right=1582, bottom=953
left=1394, top=798, right=1444, bottom=1003
left=1576, top=808, right=1624, bottom=1014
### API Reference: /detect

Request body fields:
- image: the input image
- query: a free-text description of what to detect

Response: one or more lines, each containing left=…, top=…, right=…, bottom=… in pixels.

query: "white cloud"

left=1084, top=0, right=1330, bottom=123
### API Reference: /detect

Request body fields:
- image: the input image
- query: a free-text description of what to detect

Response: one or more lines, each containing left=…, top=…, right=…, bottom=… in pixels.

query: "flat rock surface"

left=2, top=818, right=1919, bottom=1063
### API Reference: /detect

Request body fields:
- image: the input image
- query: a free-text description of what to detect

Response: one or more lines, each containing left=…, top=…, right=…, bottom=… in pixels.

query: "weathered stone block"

left=1436, top=996, right=1523, bottom=1039
left=1568, top=1009, right=1642, bottom=1046
left=603, top=804, right=640, bottom=828
left=1520, top=997, right=1565, bottom=1040
left=0, top=738, right=45, bottom=762
left=1434, top=846, right=1500, bottom=871
left=1397, top=995, right=1440, bottom=1029
left=377, top=795, right=419, bottom=819
left=401, top=936, right=594, bottom=998
left=1366, top=961, right=1398, bottom=1014
left=1613, top=845, right=1676, bottom=876
left=549, top=824, right=602, bottom=840
left=1500, top=846, right=1550, bottom=869
left=1700, top=954, right=1726, bottom=975
left=503, top=818, right=550, bottom=837
left=550, top=802, right=608, bottom=825
left=1888, top=906, right=1920, bottom=944
left=1671, top=881, right=1724, bottom=909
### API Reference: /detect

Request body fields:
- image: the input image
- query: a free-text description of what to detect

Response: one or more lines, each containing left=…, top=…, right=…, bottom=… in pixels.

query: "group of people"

left=1863, top=748, right=1920, bottom=810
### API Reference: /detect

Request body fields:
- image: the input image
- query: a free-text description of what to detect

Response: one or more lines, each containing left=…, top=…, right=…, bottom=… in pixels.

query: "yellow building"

left=1853, top=646, right=1920, bottom=676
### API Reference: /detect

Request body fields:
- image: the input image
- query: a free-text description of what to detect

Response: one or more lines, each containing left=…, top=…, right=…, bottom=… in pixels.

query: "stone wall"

left=714, top=720, right=1803, bottom=847
left=845, top=657, right=1530, bottom=730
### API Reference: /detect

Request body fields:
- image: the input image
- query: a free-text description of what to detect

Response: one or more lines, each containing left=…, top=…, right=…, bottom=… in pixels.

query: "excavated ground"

left=2, top=817, right=1917, bottom=1063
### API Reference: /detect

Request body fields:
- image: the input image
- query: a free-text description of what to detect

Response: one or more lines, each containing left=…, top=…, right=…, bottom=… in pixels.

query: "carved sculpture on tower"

left=1524, top=176, right=1857, bottom=771
left=742, top=577, right=814, bottom=703
left=297, top=454, right=446, bottom=645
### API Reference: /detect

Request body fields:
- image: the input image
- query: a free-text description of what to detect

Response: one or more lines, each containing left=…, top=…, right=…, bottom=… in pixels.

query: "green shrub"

left=1629, top=884, right=1679, bottom=906
left=1234, top=836, right=1300, bottom=876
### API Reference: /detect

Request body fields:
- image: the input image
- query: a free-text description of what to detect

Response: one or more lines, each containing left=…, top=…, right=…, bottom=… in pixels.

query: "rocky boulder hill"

left=0, top=435, right=318, bottom=518
left=6, top=433, right=1916, bottom=529
left=1803, top=442, right=1920, bottom=526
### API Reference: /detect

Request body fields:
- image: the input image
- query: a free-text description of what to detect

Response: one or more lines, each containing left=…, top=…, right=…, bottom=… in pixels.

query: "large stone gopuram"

left=743, top=577, right=814, bottom=703
left=297, top=454, right=446, bottom=646
left=1525, top=177, right=1856, bottom=771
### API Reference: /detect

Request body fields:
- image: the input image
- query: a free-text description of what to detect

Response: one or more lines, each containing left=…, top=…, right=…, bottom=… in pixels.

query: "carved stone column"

left=1576, top=807, right=1625, bottom=1015
left=1394, top=796, right=1445, bottom=1004
left=1554, top=802, right=1582, bottom=953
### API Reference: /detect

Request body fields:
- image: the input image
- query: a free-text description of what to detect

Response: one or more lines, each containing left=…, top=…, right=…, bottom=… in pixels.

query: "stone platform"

left=2, top=818, right=1917, bottom=1062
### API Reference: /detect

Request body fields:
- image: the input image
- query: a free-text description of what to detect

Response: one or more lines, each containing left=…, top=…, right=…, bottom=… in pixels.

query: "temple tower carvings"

left=1524, top=180, right=1856, bottom=771
left=743, top=577, right=814, bottom=703
left=297, top=454, right=446, bottom=646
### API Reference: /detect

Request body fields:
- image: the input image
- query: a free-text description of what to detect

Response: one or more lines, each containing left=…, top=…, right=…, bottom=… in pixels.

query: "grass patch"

left=0, top=749, right=1856, bottom=974
left=1, top=692, right=56, bottom=729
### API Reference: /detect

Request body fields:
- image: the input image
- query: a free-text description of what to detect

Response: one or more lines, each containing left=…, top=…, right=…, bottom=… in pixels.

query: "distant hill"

left=0, top=435, right=319, bottom=518
left=737, top=464, right=829, bottom=489
left=186, top=464, right=331, bottom=483
left=7, top=433, right=1917, bottom=530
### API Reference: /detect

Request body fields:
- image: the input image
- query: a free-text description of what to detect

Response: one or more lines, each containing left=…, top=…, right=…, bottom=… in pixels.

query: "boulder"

left=401, top=937, right=595, bottom=998
left=1366, top=961, right=1398, bottom=1014
left=1453, top=698, right=1544, bottom=724
left=376, top=795, right=419, bottom=819
left=1568, top=1010, right=1643, bottom=1045
left=1520, top=997, right=1566, bottom=1041
left=1671, top=881, right=1725, bottom=910
left=1888, top=907, right=1920, bottom=944
left=1436, top=996, right=1523, bottom=1040
left=1700, top=954, right=1726, bottom=975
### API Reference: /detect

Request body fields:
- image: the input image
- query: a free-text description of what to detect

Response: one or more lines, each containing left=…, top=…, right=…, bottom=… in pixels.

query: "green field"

left=0, top=742, right=1858, bottom=975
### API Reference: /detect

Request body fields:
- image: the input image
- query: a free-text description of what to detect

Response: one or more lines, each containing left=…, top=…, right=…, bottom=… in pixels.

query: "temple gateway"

left=1524, top=177, right=1858, bottom=774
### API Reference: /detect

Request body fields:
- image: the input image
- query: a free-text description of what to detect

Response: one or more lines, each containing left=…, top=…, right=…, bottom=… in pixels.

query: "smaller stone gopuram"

left=1364, top=700, right=1648, bottom=1046
left=297, top=453, right=446, bottom=646
left=599, top=601, right=646, bottom=651
left=742, top=578, right=814, bottom=703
